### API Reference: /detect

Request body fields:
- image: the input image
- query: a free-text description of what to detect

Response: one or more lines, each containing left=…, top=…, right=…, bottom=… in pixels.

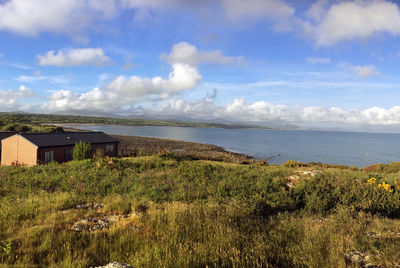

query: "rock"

left=76, top=203, right=104, bottom=210
left=286, top=170, right=320, bottom=188
left=344, top=250, right=378, bottom=268
left=91, top=261, right=134, bottom=268
left=71, top=217, right=110, bottom=232
left=70, top=214, right=131, bottom=232
left=366, top=231, right=380, bottom=238
left=312, top=218, right=325, bottom=223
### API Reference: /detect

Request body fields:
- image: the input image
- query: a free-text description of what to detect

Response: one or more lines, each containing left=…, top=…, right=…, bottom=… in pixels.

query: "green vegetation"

left=0, top=112, right=271, bottom=129
left=1, top=156, right=400, bottom=267
left=73, top=141, right=92, bottom=161
left=0, top=122, right=63, bottom=133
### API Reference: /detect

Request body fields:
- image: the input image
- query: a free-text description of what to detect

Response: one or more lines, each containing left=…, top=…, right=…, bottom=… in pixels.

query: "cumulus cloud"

left=43, top=62, right=201, bottom=111
left=0, top=85, right=35, bottom=110
left=306, top=0, right=400, bottom=46
left=0, top=0, right=117, bottom=40
left=37, top=48, right=111, bottom=67
left=158, top=96, right=400, bottom=127
left=221, top=0, right=294, bottom=22
left=160, top=42, right=244, bottom=66
left=306, top=57, right=331, bottom=64
left=43, top=42, right=243, bottom=111
left=353, top=64, right=380, bottom=78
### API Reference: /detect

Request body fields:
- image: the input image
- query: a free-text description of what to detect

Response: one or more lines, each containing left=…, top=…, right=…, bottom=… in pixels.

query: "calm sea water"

left=64, top=124, right=400, bottom=167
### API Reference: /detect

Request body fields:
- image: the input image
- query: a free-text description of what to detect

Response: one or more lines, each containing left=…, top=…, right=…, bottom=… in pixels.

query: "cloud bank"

left=0, top=85, right=35, bottom=110
left=42, top=42, right=242, bottom=111
left=37, top=48, right=111, bottom=66
left=158, top=96, right=400, bottom=127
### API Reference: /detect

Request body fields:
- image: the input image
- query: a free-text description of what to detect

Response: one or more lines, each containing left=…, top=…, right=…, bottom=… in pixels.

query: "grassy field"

left=1, top=156, right=400, bottom=267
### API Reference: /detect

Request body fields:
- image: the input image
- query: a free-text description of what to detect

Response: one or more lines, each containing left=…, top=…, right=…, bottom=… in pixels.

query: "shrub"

left=73, top=141, right=92, bottom=160
left=93, top=148, right=105, bottom=159
left=284, top=160, right=303, bottom=168
left=14, top=124, right=31, bottom=132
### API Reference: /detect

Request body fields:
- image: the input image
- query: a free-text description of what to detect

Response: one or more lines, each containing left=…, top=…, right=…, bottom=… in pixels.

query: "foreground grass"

left=1, top=157, right=400, bottom=267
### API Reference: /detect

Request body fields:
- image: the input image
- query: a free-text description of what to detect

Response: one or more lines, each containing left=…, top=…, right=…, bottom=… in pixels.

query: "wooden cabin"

left=0, top=132, right=119, bottom=166
left=0, top=132, right=17, bottom=164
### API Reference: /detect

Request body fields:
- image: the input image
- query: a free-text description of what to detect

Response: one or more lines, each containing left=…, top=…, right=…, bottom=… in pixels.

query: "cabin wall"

left=1, top=135, right=38, bottom=166
left=37, top=142, right=119, bottom=164
left=38, top=145, right=74, bottom=164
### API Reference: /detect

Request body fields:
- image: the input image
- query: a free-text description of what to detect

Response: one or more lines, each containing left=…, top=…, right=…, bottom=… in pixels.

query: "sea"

left=63, top=124, right=400, bottom=168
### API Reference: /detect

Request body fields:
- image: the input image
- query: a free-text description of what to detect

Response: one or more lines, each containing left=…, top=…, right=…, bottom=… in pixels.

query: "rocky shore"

left=112, top=134, right=253, bottom=164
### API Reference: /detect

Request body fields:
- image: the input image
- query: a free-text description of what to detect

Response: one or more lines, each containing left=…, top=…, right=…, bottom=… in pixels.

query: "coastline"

left=60, top=124, right=255, bottom=164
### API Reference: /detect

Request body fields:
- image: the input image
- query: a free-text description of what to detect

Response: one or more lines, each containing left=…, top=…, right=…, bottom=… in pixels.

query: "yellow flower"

left=367, top=178, right=377, bottom=184
left=377, top=181, right=393, bottom=192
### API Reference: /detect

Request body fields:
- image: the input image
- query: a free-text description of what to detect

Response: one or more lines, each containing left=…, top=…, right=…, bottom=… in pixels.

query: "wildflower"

left=367, top=177, right=376, bottom=184
left=377, top=181, right=393, bottom=193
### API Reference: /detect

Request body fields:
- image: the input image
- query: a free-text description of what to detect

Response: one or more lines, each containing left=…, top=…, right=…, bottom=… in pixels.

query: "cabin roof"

left=17, top=132, right=119, bottom=148
left=0, top=132, right=17, bottom=141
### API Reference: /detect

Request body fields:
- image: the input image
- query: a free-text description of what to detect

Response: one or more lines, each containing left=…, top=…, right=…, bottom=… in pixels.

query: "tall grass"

left=1, top=156, right=400, bottom=266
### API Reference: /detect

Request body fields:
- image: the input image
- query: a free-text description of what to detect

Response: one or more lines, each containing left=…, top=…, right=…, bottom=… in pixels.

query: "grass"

left=1, top=156, right=400, bottom=267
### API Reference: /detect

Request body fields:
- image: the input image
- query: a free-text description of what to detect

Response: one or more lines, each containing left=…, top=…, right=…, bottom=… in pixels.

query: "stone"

left=286, top=170, right=321, bottom=188
left=344, top=250, right=379, bottom=268
left=91, top=261, right=134, bottom=268
left=71, top=217, right=110, bottom=232
left=366, top=231, right=380, bottom=238
left=76, top=203, right=104, bottom=210
left=70, top=214, right=132, bottom=232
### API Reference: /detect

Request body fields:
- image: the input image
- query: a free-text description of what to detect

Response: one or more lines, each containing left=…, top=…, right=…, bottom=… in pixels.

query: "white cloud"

left=15, top=75, right=70, bottom=85
left=306, top=57, right=331, bottom=64
left=308, top=0, right=400, bottom=46
left=353, top=64, right=380, bottom=78
left=158, top=96, right=400, bottom=127
left=43, top=42, right=244, bottom=112
left=0, top=0, right=117, bottom=39
left=44, top=62, right=201, bottom=111
left=44, top=42, right=238, bottom=111
left=160, top=42, right=244, bottom=66
left=37, top=48, right=111, bottom=67
left=0, top=85, right=35, bottom=110
left=306, top=0, right=329, bottom=22
left=121, top=0, right=211, bottom=10
left=221, top=0, right=294, bottom=22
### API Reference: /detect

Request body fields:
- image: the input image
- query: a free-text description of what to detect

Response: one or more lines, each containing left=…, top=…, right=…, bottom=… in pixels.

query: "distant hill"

left=0, top=112, right=275, bottom=130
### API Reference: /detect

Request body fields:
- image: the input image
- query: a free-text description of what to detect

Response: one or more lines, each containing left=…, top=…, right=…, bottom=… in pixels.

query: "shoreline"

left=51, top=122, right=274, bottom=131
left=59, top=124, right=255, bottom=164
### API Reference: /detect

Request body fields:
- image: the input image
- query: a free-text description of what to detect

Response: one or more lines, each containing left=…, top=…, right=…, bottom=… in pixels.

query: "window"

left=106, top=144, right=114, bottom=153
left=45, top=151, right=54, bottom=163
left=65, top=149, right=73, bottom=161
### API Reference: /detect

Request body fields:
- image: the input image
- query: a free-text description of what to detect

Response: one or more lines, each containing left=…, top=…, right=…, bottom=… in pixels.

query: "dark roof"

left=0, top=132, right=16, bottom=141
left=18, top=132, right=119, bottom=147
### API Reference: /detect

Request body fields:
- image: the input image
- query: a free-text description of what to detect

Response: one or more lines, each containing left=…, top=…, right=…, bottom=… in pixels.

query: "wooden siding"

left=1, top=135, right=38, bottom=166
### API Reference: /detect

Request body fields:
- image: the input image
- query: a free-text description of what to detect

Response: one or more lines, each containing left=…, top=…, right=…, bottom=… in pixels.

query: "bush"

left=93, top=148, right=105, bottom=159
left=284, top=160, right=303, bottom=168
left=73, top=141, right=92, bottom=160
left=14, top=124, right=31, bottom=132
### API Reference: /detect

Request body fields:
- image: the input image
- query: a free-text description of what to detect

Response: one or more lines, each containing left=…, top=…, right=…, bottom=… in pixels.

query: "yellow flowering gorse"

left=367, top=177, right=394, bottom=193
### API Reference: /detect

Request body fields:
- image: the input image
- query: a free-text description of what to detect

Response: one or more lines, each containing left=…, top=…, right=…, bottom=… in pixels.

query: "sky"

left=1, top=0, right=400, bottom=130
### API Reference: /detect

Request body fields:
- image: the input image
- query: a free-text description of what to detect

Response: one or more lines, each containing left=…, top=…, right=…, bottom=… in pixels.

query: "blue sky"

left=1, top=0, right=400, bottom=130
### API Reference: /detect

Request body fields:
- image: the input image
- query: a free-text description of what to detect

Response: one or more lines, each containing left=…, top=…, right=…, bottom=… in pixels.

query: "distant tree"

left=15, top=124, right=31, bottom=132
left=73, top=141, right=92, bottom=160
left=50, top=126, right=65, bottom=133
left=3, top=123, right=17, bottom=131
